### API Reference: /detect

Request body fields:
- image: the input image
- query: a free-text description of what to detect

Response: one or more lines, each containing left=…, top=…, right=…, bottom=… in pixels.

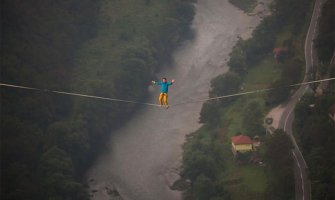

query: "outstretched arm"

left=152, top=81, right=162, bottom=85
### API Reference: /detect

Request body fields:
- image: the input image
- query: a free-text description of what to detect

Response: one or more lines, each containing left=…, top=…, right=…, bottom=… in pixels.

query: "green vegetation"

left=219, top=145, right=268, bottom=200
left=182, top=127, right=231, bottom=200
left=1, top=0, right=195, bottom=199
left=264, top=129, right=294, bottom=200
left=228, top=0, right=258, bottom=13
left=181, top=0, right=314, bottom=199
left=294, top=94, right=335, bottom=200
left=293, top=1, right=335, bottom=198
left=314, top=0, right=334, bottom=64
left=70, top=0, right=195, bottom=155
left=1, top=1, right=98, bottom=199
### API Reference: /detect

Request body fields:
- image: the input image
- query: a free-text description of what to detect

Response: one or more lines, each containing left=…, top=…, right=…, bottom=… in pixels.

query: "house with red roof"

left=231, top=135, right=254, bottom=156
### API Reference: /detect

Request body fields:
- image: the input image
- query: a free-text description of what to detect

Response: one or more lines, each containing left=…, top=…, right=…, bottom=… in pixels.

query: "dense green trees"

left=199, top=102, right=220, bottom=125
left=210, top=72, right=242, bottom=99
left=264, top=129, right=294, bottom=200
left=315, top=0, right=334, bottom=63
left=1, top=1, right=98, bottom=198
left=182, top=0, right=313, bottom=198
left=293, top=6, right=335, bottom=199
left=266, top=58, right=304, bottom=104
left=294, top=94, right=335, bottom=200
left=181, top=129, right=230, bottom=200
left=1, top=0, right=195, bottom=199
left=39, top=147, right=89, bottom=200
left=199, top=72, right=241, bottom=124
left=242, top=101, right=264, bottom=137
left=272, top=0, right=312, bottom=33
left=193, top=174, right=229, bottom=200
left=228, top=17, right=276, bottom=76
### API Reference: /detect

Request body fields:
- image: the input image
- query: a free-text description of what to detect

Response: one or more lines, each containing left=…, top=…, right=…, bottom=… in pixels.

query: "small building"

left=273, top=47, right=288, bottom=56
left=231, top=135, right=253, bottom=156
left=273, top=47, right=288, bottom=63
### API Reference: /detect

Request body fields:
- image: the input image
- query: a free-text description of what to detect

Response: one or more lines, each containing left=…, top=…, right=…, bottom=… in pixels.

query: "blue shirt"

left=155, top=81, right=173, bottom=93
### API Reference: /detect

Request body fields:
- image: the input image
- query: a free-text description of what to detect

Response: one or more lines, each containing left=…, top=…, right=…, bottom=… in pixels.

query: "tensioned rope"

left=170, top=77, right=335, bottom=107
left=0, top=77, right=334, bottom=108
left=0, top=83, right=161, bottom=107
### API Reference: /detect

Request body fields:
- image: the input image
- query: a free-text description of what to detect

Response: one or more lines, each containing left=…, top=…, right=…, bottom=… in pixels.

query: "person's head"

left=162, top=77, right=167, bottom=83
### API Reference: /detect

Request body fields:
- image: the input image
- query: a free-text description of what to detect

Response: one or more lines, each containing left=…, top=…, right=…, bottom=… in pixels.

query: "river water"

left=88, top=1, right=271, bottom=199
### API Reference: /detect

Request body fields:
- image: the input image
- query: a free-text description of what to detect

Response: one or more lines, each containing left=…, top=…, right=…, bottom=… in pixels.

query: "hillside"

left=293, top=0, right=335, bottom=199
left=180, top=0, right=315, bottom=199
left=0, top=0, right=194, bottom=199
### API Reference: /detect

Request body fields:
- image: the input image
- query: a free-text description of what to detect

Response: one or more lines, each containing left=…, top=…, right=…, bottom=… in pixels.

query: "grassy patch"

left=240, top=165, right=267, bottom=192
left=228, top=0, right=258, bottom=13
left=221, top=101, right=245, bottom=140
left=275, top=25, right=294, bottom=47
left=219, top=55, right=280, bottom=139
left=221, top=150, right=267, bottom=200
left=221, top=96, right=264, bottom=135
left=243, top=56, right=282, bottom=90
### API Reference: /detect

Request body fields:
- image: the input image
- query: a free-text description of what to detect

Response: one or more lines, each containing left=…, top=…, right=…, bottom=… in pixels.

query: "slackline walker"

left=152, top=77, right=175, bottom=109
left=0, top=77, right=334, bottom=108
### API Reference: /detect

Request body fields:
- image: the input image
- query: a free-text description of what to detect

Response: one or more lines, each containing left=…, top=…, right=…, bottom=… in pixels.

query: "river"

left=88, top=0, right=271, bottom=199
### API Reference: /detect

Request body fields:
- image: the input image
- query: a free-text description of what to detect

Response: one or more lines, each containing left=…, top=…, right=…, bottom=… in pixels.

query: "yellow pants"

left=159, top=93, right=168, bottom=106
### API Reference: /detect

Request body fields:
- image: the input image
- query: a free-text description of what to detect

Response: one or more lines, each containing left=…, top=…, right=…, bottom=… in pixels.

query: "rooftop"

left=231, top=135, right=253, bottom=145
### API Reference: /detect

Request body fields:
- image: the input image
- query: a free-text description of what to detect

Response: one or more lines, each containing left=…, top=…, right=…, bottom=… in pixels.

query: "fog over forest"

left=1, top=0, right=334, bottom=200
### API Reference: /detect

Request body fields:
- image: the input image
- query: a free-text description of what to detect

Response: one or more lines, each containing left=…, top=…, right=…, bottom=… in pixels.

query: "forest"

left=294, top=94, right=334, bottom=200
left=314, top=0, right=334, bottom=64
left=1, top=0, right=333, bottom=199
left=180, top=0, right=317, bottom=199
left=0, top=0, right=195, bottom=199
left=294, top=0, right=335, bottom=199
